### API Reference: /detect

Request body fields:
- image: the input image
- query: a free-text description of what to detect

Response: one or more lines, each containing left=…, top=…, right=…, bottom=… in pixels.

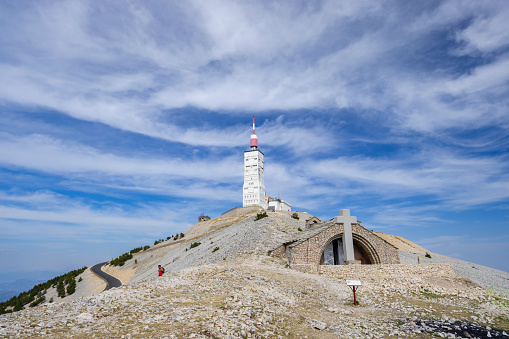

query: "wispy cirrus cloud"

left=2, top=0, right=507, bottom=138
left=0, top=133, right=240, bottom=179
left=0, top=0, right=509, bottom=275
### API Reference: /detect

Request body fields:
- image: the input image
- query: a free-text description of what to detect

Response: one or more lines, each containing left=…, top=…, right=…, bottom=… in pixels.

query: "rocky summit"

left=1, top=208, right=508, bottom=338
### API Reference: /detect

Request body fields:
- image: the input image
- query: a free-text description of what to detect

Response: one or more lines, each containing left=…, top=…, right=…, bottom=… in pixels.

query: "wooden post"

left=347, top=280, right=362, bottom=306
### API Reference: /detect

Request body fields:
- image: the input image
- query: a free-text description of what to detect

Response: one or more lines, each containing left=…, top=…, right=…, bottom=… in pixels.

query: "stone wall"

left=289, top=223, right=400, bottom=266
left=270, top=244, right=286, bottom=258
left=290, top=264, right=317, bottom=274
left=319, top=263, right=454, bottom=278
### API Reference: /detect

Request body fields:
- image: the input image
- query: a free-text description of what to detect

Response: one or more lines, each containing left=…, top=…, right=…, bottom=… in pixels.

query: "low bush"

left=190, top=242, right=201, bottom=249
left=66, top=278, right=76, bottom=295
left=0, top=266, right=87, bottom=314
left=130, top=246, right=143, bottom=254
left=173, top=233, right=184, bottom=241
left=292, top=212, right=299, bottom=220
left=57, top=281, right=66, bottom=298
left=29, top=295, right=45, bottom=308
left=255, top=212, right=268, bottom=220
left=110, top=252, right=133, bottom=266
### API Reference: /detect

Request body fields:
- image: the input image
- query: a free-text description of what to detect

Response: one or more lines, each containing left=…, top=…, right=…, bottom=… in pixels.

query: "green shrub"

left=0, top=266, right=86, bottom=314
left=29, top=293, right=45, bottom=307
left=255, top=212, right=268, bottom=220
left=292, top=212, right=299, bottom=220
left=57, top=281, right=66, bottom=298
left=297, top=227, right=303, bottom=231
left=143, top=245, right=150, bottom=251
left=78, top=277, right=83, bottom=282
left=425, top=252, right=431, bottom=258
left=130, top=246, right=143, bottom=254
left=13, top=302, right=23, bottom=312
left=190, top=242, right=201, bottom=249
left=212, top=247, right=220, bottom=253
left=173, top=233, right=185, bottom=241
left=66, top=279, right=76, bottom=295
left=110, top=252, right=133, bottom=266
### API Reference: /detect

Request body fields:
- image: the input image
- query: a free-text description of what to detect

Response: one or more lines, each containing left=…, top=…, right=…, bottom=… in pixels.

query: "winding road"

left=90, top=262, right=122, bottom=290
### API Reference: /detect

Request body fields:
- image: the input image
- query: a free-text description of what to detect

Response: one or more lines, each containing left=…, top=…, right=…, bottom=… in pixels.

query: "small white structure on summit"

left=267, top=197, right=291, bottom=212
left=243, top=117, right=267, bottom=208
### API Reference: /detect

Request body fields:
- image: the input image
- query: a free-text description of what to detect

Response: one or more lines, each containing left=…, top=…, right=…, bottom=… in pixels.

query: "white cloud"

left=1, top=0, right=508, bottom=140
left=0, top=0, right=509, bottom=275
left=301, top=150, right=509, bottom=208
left=0, top=133, right=241, bottom=180
left=454, top=3, right=509, bottom=55
left=0, top=191, right=197, bottom=241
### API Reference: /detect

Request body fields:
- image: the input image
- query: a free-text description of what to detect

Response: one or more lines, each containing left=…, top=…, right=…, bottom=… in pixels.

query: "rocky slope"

left=374, top=232, right=429, bottom=254
left=1, top=254, right=508, bottom=338
left=1, top=208, right=508, bottom=338
left=103, top=207, right=306, bottom=284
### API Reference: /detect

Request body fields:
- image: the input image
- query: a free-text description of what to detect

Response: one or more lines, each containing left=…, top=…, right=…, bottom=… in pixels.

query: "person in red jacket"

left=158, top=265, right=165, bottom=277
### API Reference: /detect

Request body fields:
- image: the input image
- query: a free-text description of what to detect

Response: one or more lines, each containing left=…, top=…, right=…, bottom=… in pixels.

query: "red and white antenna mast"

left=250, top=116, right=258, bottom=150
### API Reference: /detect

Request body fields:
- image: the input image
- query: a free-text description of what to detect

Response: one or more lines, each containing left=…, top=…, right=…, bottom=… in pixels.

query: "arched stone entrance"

left=319, top=233, right=381, bottom=265
left=269, top=219, right=399, bottom=273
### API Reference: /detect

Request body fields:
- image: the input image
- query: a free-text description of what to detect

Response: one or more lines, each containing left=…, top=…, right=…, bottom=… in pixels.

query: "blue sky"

left=0, top=0, right=509, bottom=282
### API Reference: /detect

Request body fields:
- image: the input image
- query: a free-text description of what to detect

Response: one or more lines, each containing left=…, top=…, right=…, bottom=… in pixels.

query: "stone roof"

left=285, top=221, right=347, bottom=248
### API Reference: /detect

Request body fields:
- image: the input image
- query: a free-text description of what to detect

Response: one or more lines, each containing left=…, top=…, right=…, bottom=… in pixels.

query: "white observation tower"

left=243, top=116, right=266, bottom=208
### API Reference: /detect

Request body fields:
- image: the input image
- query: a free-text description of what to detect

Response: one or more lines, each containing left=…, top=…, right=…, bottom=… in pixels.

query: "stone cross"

left=334, top=209, right=357, bottom=263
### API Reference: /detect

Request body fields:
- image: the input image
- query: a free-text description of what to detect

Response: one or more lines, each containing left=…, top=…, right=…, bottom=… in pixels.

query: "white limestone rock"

left=76, top=312, right=95, bottom=324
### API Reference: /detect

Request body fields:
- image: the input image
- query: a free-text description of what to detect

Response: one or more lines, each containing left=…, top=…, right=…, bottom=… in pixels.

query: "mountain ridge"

left=1, top=207, right=508, bottom=338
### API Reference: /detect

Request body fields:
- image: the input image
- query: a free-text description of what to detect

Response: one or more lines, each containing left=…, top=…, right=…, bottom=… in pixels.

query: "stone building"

left=267, top=197, right=291, bottom=211
left=198, top=215, right=211, bottom=222
left=304, top=216, right=321, bottom=230
left=270, top=216, right=400, bottom=273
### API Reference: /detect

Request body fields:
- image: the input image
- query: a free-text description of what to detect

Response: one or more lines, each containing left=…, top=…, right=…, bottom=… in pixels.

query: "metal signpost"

left=346, top=280, right=362, bottom=306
